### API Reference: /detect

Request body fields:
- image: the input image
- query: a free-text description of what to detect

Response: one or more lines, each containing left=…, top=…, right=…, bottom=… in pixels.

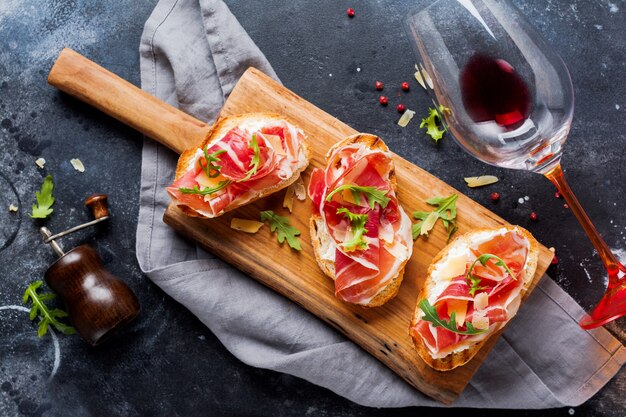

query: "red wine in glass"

left=460, top=54, right=531, bottom=129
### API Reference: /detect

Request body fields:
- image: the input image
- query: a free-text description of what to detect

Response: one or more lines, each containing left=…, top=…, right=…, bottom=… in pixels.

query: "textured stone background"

left=0, top=0, right=624, bottom=416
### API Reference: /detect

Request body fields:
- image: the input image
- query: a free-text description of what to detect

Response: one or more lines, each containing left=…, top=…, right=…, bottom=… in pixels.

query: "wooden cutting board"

left=163, top=69, right=554, bottom=403
left=48, top=49, right=552, bottom=405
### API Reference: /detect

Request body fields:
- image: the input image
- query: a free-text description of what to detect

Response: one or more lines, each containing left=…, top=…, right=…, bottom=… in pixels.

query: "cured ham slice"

left=167, top=114, right=309, bottom=218
left=308, top=135, right=413, bottom=306
left=411, top=229, right=529, bottom=353
left=410, top=226, right=539, bottom=370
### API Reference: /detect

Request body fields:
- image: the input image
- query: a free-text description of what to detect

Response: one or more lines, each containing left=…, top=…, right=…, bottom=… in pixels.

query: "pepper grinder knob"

left=84, top=193, right=109, bottom=219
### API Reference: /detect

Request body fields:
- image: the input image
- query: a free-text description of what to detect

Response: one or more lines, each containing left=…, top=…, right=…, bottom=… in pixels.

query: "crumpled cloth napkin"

left=136, top=0, right=626, bottom=408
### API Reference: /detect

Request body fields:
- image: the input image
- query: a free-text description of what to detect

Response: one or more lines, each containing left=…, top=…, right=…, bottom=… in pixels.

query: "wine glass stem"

left=544, top=164, right=620, bottom=280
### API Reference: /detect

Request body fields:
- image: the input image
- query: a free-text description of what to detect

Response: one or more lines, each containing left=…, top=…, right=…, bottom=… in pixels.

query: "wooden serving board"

left=48, top=49, right=552, bottom=405
left=163, top=69, right=553, bottom=403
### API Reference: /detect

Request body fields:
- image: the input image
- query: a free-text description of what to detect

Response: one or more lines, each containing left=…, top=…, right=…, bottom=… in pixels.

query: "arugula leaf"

left=199, top=147, right=227, bottom=179
left=446, top=225, right=459, bottom=242
left=181, top=147, right=232, bottom=195
left=260, top=210, right=302, bottom=251
left=412, top=211, right=431, bottom=220
left=411, top=211, right=438, bottom=239
left=22, top=280, right=76, bottom=337
left=325, top=184, right=390, bottom=209
left=425, top=194, right=457, bottom=220
left=179, top=180, right=231, bottom=196
left=31, top=175, right=55, bottom=219
left=419, top=299, right=487, bottom=336
left=465, top=253, right=516, bottom=296
left=241, top=134, right=261, bottom=181
left=420, top=107, right=446, bottom=142
left=466, top=273, right=487, bottom=297
left=412, top=194, right=458, bottom=240
left=337, top=207, right=369, bottom=252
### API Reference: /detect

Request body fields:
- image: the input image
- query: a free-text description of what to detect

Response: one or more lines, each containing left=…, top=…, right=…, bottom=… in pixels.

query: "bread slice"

left=309, top=134, right=410, bottom=307
left=171, top=113, right=310, bottom=218
left=410, top=225, right=539, bottom=371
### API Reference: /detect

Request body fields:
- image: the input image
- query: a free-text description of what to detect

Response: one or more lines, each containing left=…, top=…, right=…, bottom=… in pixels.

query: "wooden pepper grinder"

left=41, top=194, right=140, bottom=346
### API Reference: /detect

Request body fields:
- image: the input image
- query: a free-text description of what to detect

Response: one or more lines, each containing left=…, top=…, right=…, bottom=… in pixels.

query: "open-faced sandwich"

left=410, top=225, right=538, bottom=370
left=307, top=134, right=413, bottom=307
left=167, top=113, right=309, bottom=218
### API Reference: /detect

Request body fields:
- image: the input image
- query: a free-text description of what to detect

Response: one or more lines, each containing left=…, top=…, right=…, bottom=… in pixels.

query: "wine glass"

left=406, top=0, right=626, bottom=329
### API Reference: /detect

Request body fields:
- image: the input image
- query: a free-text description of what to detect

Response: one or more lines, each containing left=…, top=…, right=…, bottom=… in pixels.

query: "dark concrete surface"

left=0, top=0, right=624, bottom=416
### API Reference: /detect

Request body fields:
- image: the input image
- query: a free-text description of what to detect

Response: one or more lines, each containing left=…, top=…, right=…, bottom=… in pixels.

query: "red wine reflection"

left=460, top=54, right=531, bottom=129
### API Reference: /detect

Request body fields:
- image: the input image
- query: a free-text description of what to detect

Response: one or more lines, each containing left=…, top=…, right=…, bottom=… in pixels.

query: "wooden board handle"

left=48, top=48, right=208, bottom=154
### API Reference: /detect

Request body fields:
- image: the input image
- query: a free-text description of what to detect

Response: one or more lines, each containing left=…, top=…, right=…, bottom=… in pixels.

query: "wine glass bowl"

left=407, top=0, right=574, bottom=173
left=406, top=0, right=626, bottom=329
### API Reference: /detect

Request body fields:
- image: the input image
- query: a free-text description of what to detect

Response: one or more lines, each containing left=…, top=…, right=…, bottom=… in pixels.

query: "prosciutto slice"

left=308, top=143, right=413, bottom=305
left=410, top=229, right=530, bottom=357
left=167, top=120, right=307, bottom=218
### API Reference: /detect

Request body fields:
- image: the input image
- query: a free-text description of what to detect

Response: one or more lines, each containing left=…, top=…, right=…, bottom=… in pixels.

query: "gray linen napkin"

left=136, top=0, right=626, bottom=408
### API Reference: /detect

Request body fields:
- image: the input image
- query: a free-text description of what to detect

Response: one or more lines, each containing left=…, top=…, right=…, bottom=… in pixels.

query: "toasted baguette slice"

left=170, top=113, right=309, bottom=219
left=310, top=134, right=412, bottom=307
left=410, top=225, right=539, bottom=371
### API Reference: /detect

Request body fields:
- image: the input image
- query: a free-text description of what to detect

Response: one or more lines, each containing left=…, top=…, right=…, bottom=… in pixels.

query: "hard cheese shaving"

left=464, top=176, right=498, bottom=188
left=398, top=109, right=416, bottom=127
left=230, top=218, right=264, bottom=233
left=70, top=158, right=85, bottom=173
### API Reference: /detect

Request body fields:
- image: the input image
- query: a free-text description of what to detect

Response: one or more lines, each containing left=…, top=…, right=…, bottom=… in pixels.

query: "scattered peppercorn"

left=397, top=104, right=406, bottom=113
left=401, top=82, right=410, bottom=91
left=489, top=192, right=500, bottom=202
left=555, top=191, right=561, bottom=198
left=379, top=96, right=388, bottom=106
left=347, top=8, right=355, bottom=17
left=530, top=212, right=538, bottom=221
left=551, top=255, right=559, bottom=265
left=564, top=203, right=569, bottom=209
left=375, top=81, right=384, bottom=91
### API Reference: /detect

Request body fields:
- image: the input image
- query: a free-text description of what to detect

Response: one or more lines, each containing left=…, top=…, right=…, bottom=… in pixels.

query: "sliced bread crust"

left=172, top=113, right=310, bottom=218
left=309, top=134, right=408, bottom=307
left=410, top=225, right=539, bottom=371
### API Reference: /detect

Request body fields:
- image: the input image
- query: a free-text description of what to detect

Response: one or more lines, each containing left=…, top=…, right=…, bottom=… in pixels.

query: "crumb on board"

left=293, top=178, right=306, bottom=201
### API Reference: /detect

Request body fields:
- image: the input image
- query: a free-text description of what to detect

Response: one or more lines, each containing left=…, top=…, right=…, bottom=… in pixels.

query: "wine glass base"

left=580, top=310, right=626, bottom=330
left=579, top=274, right=626, bottom=329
